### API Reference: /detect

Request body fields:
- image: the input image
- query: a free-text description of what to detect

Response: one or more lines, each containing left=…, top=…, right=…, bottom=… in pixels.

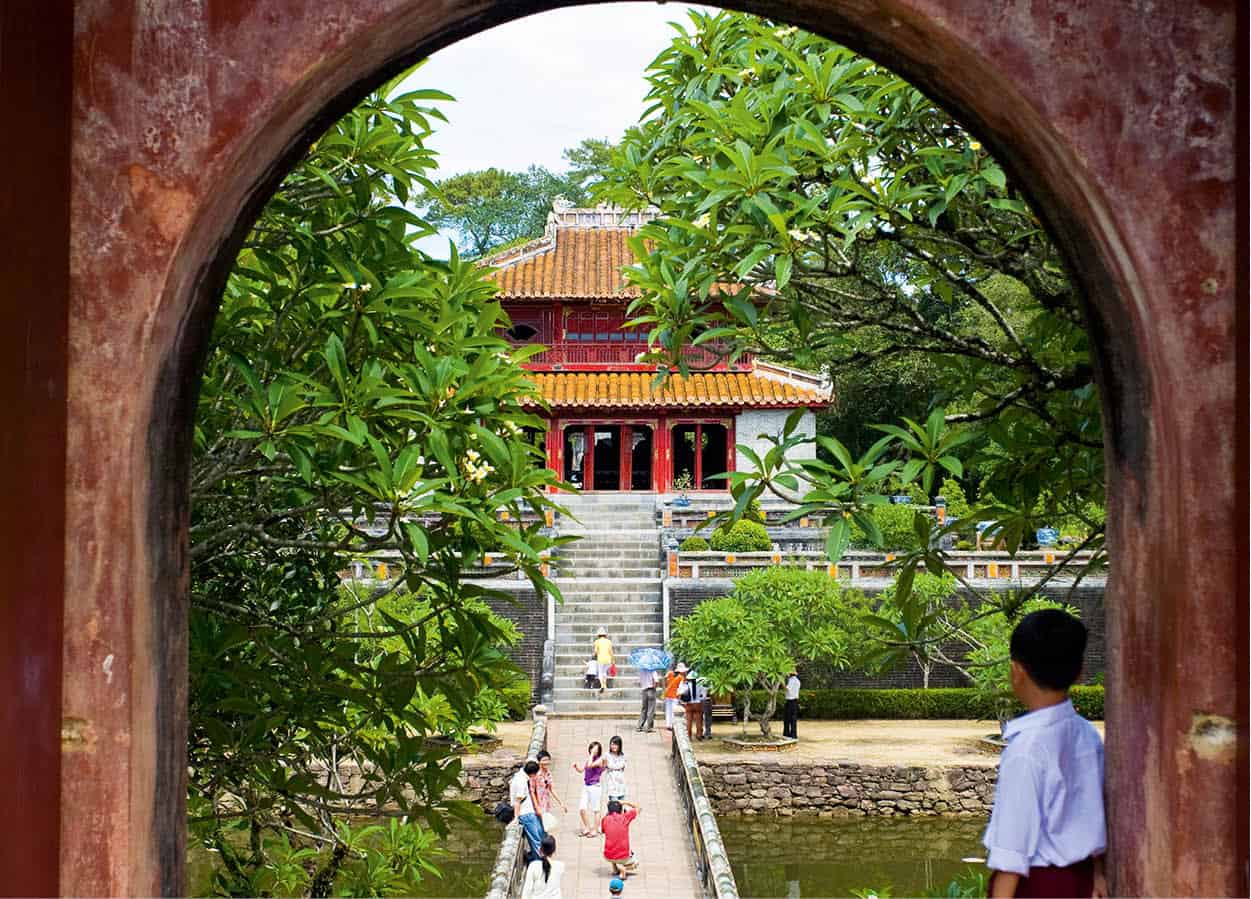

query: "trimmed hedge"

left=710, top=519, right=772, bottom=552
left=680, top=535, right=710, bottom=551
left=741, top=685, right=1104, bottom=721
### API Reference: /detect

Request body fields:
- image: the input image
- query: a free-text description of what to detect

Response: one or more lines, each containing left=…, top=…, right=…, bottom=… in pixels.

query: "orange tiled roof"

left=486, top=228, right=648, bottom=300
left=524, top=371, right=829, bottom=410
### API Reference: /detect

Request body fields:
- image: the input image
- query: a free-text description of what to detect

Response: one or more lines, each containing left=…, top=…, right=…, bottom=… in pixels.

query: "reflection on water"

left=188, top=817, right=502, bottom=898
left=719, top=815, right=988, bottom=898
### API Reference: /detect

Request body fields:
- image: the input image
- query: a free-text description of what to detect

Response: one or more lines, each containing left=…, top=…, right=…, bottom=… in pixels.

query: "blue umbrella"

left=628, top=647, right=673, bottom=671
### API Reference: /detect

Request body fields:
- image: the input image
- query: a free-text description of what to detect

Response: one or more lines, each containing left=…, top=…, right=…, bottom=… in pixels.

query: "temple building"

left=483, top=203, right=831, bottom=493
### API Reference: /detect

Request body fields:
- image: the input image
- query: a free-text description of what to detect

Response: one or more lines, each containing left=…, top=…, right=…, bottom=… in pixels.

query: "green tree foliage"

left=670, top=568, right=870, bottom=736
left=419, top=139, right=617, bottom=257
left=597, top=11, right=1105, bottom=569
left=190, top=73, right=563, bottom=891
left=561, top=137, right=618, bottom=196
left=418, top=167, right=563, bottom=256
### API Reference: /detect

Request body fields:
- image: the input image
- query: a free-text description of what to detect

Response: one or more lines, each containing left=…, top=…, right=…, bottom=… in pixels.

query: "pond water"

left=188, top=817, right=502, bottom=897
left=719, top=815, right=989, bottom=898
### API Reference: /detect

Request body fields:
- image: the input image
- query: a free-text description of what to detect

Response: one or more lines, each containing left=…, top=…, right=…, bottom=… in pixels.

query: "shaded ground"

left=691, top=719, right=1105, bottom=767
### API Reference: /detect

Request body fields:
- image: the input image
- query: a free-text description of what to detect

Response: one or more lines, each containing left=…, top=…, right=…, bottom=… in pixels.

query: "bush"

left=680, top=535, right=710, bottom=551
left=940, top=477, right=971, bottom=520
left=501, top=676, right=534, bottom=721
left=742, top=685, right=1104, bottom=721
left=710, top=519, right=772, bottom=552
left=851, top=503, right=925, bottom=551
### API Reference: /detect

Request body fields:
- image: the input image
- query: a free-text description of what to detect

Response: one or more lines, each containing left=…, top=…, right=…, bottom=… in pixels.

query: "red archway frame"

left=0, top=1, right=1242, bottom=896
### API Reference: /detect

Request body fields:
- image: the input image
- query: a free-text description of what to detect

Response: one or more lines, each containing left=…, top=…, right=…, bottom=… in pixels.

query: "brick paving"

left=542, top=717, right=703, bottom=899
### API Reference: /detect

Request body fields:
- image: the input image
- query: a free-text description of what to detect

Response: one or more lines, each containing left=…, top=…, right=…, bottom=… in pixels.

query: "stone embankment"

left=451, top=761, right=520, bottom=810
left=698, top=761, right=996, bottom=817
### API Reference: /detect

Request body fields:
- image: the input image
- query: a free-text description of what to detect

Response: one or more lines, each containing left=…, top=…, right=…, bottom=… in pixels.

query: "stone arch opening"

left=21, top=3, right=1238, bottom=897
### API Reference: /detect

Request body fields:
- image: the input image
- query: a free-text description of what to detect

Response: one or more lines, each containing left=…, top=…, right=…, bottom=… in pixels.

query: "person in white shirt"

left=510, top=759, right=545, bottom=864
left=983, top=609, right=1107, bottom=898
left=783, top=671, right=801, bottom=739
left=636, top=666, right=658, bottom=733
left=520, top=834, right=564, bottom=899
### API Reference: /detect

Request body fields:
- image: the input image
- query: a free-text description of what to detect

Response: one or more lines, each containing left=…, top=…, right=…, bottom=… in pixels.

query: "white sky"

left=403, top=3, right=714, bottom=254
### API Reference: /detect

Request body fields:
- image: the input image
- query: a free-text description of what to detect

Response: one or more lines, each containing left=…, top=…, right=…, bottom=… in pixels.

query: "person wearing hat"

left=593, top=628, right=615, bottom=695
left=608, top=876, right=625, bottom=896
left=663, top=664, right=687, bottom=729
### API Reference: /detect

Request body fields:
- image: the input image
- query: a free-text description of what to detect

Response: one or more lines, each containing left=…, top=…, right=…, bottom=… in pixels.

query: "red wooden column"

left=545, top=418, right=561, bottom=492
left=0, top=2, right=71, bottom=893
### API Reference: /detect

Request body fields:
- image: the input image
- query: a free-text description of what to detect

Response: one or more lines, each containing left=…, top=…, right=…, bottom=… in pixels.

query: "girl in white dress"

left=603, top=735, right=627, bottom=802
left=520, top=834, right=563, bottom=899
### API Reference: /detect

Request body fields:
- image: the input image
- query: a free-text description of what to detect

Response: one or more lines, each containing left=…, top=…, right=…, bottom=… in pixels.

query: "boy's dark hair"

left=523, top=760, right=540, bottom=775
left=607, top=800, right=623, bottom=814
left=1010, top=608, right=1088, bottom=691
left=537, top=750, right=552, bottom=762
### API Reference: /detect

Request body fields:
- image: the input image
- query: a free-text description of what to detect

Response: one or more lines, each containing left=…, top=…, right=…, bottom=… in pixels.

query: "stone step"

left=562, top=569, right=662, bottom=579
left=555, top=605, right=663, bottom=616
left=557, top=529, right=661, bottom=538
left=553, top=686, right=645, bottom=701
left=557, top=548, right=659, bottom=558
left=552, top=645, right=660, bottom=655
left=556, top=622, right=663, bottom=634
left=557, top=581, right=663, bottom=589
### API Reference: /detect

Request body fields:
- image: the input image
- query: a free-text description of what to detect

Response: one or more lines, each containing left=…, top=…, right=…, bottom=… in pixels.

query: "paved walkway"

left=541, top=717, right=703, bottom=899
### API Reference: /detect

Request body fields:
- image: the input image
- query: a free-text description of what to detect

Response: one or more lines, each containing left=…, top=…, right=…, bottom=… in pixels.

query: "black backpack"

left=492, top=801, right=515, bottom=824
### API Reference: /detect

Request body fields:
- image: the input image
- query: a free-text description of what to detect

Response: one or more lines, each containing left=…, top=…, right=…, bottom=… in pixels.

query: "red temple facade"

left=484, top=203, right=832, bottom=492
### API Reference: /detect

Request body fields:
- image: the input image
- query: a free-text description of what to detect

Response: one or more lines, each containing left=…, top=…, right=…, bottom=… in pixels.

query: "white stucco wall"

left=735, top=409, right=817, bottom=474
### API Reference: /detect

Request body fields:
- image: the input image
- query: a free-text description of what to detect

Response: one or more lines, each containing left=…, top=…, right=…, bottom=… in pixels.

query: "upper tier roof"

left=482, top=203, right=657, bottom=301
left=522, top=361, right=832, bottom=410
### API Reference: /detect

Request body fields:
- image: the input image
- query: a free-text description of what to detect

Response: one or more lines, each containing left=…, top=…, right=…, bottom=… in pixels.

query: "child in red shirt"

left=600, top=800, right=641, bottom=878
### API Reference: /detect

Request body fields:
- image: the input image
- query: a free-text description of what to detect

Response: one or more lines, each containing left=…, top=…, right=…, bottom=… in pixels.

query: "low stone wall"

left=698, top=760, right=997, bottom=817
left=453, top=760, right=522, bottom=810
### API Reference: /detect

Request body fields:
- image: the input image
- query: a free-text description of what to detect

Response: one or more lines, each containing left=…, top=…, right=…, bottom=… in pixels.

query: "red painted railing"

left=521, top=341, right=750, bottom=370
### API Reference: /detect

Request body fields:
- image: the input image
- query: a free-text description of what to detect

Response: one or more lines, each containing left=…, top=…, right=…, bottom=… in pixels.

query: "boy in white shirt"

left=984, top=609, right=1107, bottom=898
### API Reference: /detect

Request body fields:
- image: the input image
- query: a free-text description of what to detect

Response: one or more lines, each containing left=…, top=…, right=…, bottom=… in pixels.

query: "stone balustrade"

left=485, top=706, right=548, bottom=899
left=670, top=705, right=741, bottom=899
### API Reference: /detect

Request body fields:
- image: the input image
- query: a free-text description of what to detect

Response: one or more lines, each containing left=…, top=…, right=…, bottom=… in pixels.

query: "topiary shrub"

left=746, top=498, right=766, bottom=523
left=710, top=519, right=772, bottom=552
left=680, top=535, right=710, bottom=551
left=850, top=502, right=925, bottom=551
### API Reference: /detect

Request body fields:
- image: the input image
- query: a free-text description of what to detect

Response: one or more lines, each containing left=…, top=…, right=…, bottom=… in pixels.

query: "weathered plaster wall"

left=10, top=1, right=1236, bottom=896
left=735, top=409, right=816, bottom=473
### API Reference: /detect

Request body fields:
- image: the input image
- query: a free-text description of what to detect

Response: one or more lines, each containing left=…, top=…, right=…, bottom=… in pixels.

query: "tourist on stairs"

left=520, top=834, right=564, bottom=899
left=593, top=628, right=615, bottom=694
left=663, top=664, right=687, bottom=728
left=682, top=669, right=703, bottom=740
left=636, top=666, right=657, bottom=733
left=572, top=741, right=606, bottom=837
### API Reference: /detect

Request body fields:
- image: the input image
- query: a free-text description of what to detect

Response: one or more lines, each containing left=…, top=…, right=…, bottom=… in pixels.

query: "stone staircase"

left=550, top=494, right=663, bottom=716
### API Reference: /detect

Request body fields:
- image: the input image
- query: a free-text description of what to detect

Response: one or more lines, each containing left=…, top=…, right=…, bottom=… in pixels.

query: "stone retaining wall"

left=452, top=761, right=520, bottom=810
left=698, top=761, right=997, bottom=817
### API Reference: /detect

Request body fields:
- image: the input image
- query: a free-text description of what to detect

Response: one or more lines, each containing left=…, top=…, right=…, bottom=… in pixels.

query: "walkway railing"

left=485, top=706, right=549, bottom=899
left=667, top=549, right=1100, bottom=581
left=670, top=705, right=739, bottom=899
